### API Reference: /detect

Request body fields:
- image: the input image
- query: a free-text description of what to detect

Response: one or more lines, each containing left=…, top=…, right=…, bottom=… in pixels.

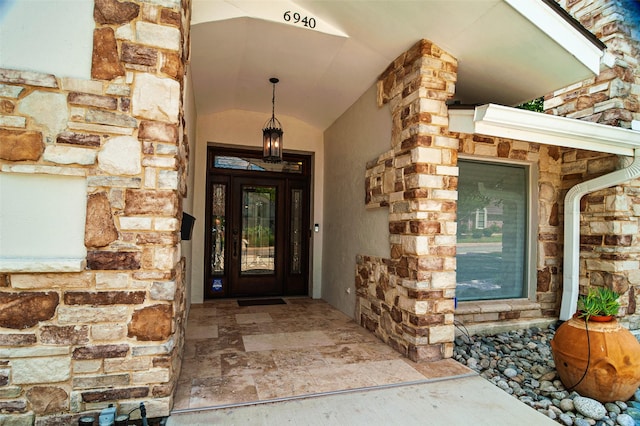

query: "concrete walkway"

left=167, top=375, right=556, bottom=425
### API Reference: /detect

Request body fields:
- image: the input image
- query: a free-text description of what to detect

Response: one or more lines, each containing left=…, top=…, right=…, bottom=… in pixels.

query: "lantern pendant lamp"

left=262, top=77, right=283, bottom=163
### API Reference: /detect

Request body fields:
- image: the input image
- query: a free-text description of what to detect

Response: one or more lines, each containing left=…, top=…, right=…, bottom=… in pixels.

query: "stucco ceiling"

left=190, top=0, right=603, bottom=130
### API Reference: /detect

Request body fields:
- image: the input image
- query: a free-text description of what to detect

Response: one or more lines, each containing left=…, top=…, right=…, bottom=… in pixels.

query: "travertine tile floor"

left=173, top=298, right=473, bottom=412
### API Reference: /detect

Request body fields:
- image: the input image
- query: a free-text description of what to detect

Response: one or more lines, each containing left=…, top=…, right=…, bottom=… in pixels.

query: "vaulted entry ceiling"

left=190, top=0, right=604, bottom=130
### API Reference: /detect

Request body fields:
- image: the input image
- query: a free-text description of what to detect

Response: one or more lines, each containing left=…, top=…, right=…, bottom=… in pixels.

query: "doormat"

left=237, top=298, right=287, bottom=306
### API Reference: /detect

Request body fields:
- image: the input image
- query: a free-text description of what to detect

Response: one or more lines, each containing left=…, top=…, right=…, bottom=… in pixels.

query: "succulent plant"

left=577, top=287, right=620, bottom=321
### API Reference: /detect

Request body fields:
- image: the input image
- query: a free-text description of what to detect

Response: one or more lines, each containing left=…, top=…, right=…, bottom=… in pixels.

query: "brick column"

left=358, top=40, right=458, bottom=362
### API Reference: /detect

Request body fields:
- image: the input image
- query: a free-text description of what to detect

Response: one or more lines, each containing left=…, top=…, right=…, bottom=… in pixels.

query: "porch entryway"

left=172, top=298, right=473, bottom=411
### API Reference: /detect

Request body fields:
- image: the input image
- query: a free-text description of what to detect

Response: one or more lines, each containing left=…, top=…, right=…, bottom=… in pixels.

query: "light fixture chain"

left=271, top=82, right=276, bottom=119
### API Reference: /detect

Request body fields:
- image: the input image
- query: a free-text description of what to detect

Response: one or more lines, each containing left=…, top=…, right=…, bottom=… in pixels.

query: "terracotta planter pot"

left=587, top=315, right=613, bottom=322
left=551, top=316, right=640, bottom=402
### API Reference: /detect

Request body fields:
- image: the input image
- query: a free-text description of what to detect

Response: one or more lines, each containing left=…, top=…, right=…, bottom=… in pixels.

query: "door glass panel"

left=291, top=188, right=302, bottom=274
left=241, top=185, right=276, bottom=275
left=456, top=160, right=528, bottom=301
left=211, top=184, right=226, bottom=275
left=214, top=155, right=303, bottom=174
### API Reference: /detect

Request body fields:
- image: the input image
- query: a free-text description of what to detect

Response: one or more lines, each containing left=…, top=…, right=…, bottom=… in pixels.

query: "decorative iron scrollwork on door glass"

left=291, top=188, right=302, bottom=274
left=211, top=184, right=226, bottom=275
left=241, top=185, right=276, bottom=275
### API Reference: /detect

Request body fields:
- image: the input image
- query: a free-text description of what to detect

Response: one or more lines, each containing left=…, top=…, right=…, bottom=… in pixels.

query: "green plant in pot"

left=551, top=286, right=640, bottom=402
left=576, top=286, right=620, bottom=321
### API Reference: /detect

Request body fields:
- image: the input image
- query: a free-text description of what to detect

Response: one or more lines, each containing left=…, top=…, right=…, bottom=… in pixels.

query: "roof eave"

left=506, top=0, right=605, bottom=75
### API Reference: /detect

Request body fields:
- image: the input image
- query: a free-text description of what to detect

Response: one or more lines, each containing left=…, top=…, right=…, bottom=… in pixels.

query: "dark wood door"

left=204, top=147, right=310, bottom=299
left=229, top=177, right=284, bottom=296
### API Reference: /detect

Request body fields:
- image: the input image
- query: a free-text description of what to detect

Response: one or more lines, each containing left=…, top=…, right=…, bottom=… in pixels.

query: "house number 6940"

left=283, top=11, right=316, bottom=28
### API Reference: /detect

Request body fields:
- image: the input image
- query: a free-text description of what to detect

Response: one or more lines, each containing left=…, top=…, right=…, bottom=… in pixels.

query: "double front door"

left=204, top=147, right=310, bottom=298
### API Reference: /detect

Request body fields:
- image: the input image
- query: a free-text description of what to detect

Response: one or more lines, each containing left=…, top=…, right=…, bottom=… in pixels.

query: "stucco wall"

left=0, top=0, right=93, bottom=79
left=323, top=85, right=391, bottom=317
left=192, top=109, right=324, bottom=302
left=181, top=66, right=197, bottom=310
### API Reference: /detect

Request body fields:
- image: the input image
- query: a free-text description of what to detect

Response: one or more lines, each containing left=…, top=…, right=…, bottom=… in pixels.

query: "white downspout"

left=560, top=148, right=640, bottom=320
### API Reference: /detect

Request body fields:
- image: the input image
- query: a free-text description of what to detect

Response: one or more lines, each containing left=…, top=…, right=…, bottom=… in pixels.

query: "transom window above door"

left=456, top=159, right=532, bottom=302
left=214, top=155, right=303, bottom=174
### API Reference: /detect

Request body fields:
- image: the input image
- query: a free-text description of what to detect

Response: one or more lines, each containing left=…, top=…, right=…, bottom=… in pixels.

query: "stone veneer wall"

left=358, top=1, right=640, bottom=342
left=452, top=140, right=637, bottom=327
left=548, top=0, right=640, bottom=331
left=363, top=122, right=637, bottom=331
left=453, top=137, right=560, bottom=324
left=548, top=0, right=640, bottom=127
left=448, top=0, right=640, bottom=330
left=561, top=149, right=640, bottom=331
left=356, top=40, right=459, bottom=362
left=0, top=0, right=191, bottom=423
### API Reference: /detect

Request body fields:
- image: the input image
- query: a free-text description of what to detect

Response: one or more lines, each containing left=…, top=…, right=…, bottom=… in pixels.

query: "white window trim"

left=475, top=207, right=487, bottom=229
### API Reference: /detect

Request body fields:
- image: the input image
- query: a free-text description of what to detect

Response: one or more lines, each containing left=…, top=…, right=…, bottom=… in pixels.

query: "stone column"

left=0, top=0, right=191, bottom=422
left=359, top=40, right=459, bottom=362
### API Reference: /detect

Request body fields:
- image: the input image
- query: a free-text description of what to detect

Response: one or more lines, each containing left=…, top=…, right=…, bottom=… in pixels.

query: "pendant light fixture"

left=262, top=77, right=283, bottom=163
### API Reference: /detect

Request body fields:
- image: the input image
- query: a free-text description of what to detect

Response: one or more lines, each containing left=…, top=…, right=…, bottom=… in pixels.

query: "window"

left=456, top=159, right=530, bottom=301
left=475, top=208, right=487, bottom=229
left=214, top=155, right=303, bottom=174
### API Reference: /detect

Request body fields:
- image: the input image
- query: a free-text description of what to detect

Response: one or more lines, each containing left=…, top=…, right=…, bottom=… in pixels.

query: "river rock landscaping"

left=453, top=323, right=640, bottom=425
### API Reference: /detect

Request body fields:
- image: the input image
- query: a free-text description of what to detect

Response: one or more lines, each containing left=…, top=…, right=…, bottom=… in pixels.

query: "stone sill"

left=0, top=258, right=86, bottom=273
left=455, top=298, right=551, bottom=336
left=455, top=298, right=543, bottom=325
left=456, top=299, right=540, bottom=315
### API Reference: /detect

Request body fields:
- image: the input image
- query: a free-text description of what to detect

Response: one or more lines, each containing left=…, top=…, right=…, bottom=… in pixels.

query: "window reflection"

left=241, top=185, right=276, bottom=275
left=456, top=160, right=528, bottom=301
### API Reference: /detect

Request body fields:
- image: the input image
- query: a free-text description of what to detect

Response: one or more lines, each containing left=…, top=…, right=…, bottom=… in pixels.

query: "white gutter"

left=470, top=104, right=640, bottom=156
left=560, top=149, right=640, bottom=320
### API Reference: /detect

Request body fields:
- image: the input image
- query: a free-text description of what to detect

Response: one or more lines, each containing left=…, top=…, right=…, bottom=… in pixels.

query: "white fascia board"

left=505, top=0, right=603, bottom=75
left=449, top=104, right=640, bottom=157
left=448, top=109, right=475, bottom=134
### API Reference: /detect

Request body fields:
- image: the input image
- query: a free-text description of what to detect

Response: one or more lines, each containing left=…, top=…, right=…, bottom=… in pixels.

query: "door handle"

left=233, top=230, right=239, bottom=258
